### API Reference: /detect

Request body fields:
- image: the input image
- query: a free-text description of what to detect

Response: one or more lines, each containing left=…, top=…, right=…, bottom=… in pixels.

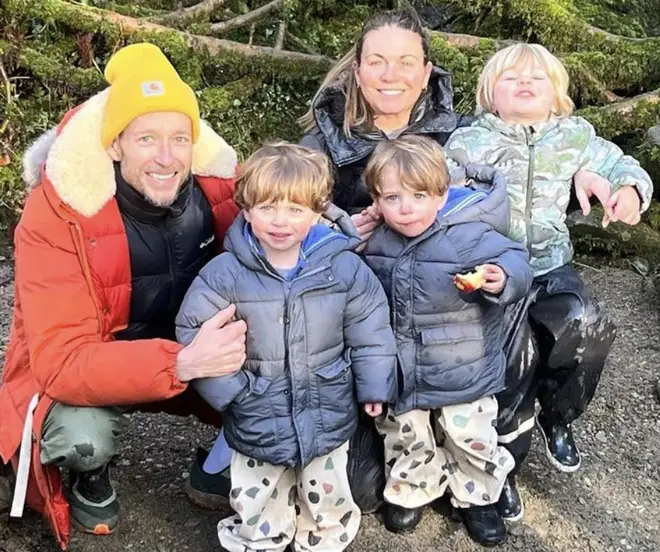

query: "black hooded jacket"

left=300, top=67, right=473, bottom=212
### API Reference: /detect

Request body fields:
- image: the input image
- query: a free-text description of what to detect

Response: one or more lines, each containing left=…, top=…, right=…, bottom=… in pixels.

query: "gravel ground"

left=1, top=258, right=659, bottom=552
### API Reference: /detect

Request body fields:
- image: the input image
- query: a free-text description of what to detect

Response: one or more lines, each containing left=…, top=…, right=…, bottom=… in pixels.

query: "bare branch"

left=0, top=61, right=12, bottom=136
left=155, top=0, right=229, bottom=23
left=285, top=31, right=320, bottom=55
left=275, top=20, right=286, bottom=51
left=210, top=0, right=283, bottom=35
left=433, top=30, right=513, bottom=49
left=599, top=88, right=660, bottom=114
left=54, top=0, right=332, bottom=65
left=585, top=23, right=649, bottom=43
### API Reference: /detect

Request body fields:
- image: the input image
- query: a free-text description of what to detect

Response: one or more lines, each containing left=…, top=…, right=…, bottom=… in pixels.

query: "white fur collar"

left=22, top=89, right=238, bottom=218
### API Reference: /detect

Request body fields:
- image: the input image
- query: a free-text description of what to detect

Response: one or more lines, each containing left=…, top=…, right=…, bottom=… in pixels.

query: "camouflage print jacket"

left=444, top=113, right=654, bottom=276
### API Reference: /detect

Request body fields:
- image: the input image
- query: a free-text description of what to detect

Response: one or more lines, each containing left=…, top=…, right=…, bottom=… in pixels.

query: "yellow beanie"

left=101, top=43, right=200, bottom=148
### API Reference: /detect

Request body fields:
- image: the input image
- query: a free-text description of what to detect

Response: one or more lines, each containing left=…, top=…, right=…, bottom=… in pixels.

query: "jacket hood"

left=476, top=112, right=561, bottom=142
left=313, top=66, right=462, bottom=166
left=22, top=88, right=238, bottom=218
left=439, top=164, right=510, bottom=235
left=224, top=205, right=360, bottom=276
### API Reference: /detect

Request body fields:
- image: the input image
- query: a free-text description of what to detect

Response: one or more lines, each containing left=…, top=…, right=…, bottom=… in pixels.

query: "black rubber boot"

left=496, top=476, right=524, bottom=522
left=536, top=413, right=581, bottom=473
left=454, top=504, right=507, bottom=546
left=382, top=503, right=424, bottom=533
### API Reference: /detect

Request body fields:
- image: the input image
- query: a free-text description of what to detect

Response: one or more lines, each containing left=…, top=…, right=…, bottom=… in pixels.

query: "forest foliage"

left=1, top=0, right=659, bottom=230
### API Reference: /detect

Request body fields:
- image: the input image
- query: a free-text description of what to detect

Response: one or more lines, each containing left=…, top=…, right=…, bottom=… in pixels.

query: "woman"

left=300, top=10, right=472, bottom=235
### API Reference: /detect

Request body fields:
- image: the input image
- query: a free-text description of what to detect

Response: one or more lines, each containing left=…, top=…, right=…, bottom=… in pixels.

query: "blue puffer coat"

left=176, top=210, right=397, bottom=467
left=362, top=165, right=533, bottom=414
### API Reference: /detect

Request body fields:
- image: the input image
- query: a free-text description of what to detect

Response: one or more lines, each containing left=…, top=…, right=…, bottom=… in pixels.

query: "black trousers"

left=496, top=264, right=617, bottom=472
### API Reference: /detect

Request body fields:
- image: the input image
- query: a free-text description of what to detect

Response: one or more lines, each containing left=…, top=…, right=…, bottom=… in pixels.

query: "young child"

left=361, top=135, right=533, bottom=546
left=444, top=43, right=653, bottom=521
left=175, top=142, right=397, bottom=552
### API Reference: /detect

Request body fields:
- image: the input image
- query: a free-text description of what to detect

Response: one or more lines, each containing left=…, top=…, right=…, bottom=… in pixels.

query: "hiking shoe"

left=69, top=464, right=119, bottom=535
left=185, top=447, right=231, bottom=510
left=454, top=504, right=506, bottom=546
left=382, top=503, right=424, bottom=533
left=536, top=413, right=581, bottom=473
left=496, top=476, right=524, bottom=522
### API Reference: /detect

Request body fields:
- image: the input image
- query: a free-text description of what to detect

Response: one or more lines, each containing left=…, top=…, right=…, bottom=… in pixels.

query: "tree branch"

left=285, top=31, right=320, bottom=55
left=155, top=0, right=229, bottom=23
left=0, top=61, right=12, bottom=136
left=274, top=20, right=286, bottom=51
left=54, top=0, right=331, bottom=65
left=585, top=23, right=649, bottom=43
left=210, top=0, right=283, bottom=35
left=599, top=88, right=660, bottom=114
left=433, top=30, right=513, bottom=49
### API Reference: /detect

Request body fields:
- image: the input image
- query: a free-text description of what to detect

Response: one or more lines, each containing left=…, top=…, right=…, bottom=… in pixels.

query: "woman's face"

left=354, top=26, right=432, bottom=130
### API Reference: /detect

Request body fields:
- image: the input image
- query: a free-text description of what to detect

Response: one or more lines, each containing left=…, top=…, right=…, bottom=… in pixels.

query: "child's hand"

left=479, top=264, right=507, bottom=294
left=603, top=186, right=642, bottom=226
left=574, top=170, right=615, bottom=227
left=363, top=402, right=383, bottom=417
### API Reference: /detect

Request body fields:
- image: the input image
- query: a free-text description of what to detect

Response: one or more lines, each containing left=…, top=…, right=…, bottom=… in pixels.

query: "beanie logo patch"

left=141, top=81, right=165, bottom=97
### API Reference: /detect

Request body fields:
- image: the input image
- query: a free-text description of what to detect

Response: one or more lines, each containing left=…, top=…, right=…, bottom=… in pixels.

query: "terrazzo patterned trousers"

left=377, top=398, right=515, bottom=509
left=218, top=441, right=360, bottom=552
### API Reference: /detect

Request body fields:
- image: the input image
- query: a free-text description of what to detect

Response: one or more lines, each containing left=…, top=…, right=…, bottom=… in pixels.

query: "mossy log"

left=1, top=0, right=660, bottom=234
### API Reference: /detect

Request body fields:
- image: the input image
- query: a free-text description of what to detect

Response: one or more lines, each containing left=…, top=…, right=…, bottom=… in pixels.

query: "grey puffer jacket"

left=176, top=210, right=397, bottom=467
left=362, top=165, right=533, bottom=413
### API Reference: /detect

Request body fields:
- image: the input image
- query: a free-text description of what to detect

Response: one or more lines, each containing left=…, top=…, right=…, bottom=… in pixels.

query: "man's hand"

left=574, top=170, right=615, bottom=227
left=176, top=304, right=247, bottom=382
left=363, top=402, right=383, bottom=417
left=480, top=264, right=507, bottom=294
left=604, top=186, right=642, bottom=226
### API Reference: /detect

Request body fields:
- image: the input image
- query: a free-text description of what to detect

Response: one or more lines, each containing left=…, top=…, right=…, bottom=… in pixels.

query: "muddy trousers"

left=376, top=398, right=514, bottom=509
left=218, top=441, right=360, bottom=552
left=496, top=264, right=617, bottom=471
left=39, top=388, right=223, bottom=471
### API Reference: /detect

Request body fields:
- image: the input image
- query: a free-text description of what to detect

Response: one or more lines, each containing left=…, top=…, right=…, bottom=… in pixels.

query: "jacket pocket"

left=315, top=354, right=357, bottom=434
left=228, top=373, right=278, bottom=448
left=418, top=324, right=485, bottom=366
left=416, top=324, right=486, bottom=392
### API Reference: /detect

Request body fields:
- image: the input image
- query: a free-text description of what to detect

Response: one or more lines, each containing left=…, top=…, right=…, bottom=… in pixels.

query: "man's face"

left=107, top=112, right=193, bottom=207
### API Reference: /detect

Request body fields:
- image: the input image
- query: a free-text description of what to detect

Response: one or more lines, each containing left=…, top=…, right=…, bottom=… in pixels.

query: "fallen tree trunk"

left=50, top=0, right=332, bottom=65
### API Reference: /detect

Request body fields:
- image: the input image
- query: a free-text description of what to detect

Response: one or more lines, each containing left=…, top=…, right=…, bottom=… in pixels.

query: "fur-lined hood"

left=22, top=88, right=238, bottom=218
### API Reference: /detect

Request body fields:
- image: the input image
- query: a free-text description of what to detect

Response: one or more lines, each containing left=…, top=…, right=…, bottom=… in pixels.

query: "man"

left=0, top=43, right=245, bottom=549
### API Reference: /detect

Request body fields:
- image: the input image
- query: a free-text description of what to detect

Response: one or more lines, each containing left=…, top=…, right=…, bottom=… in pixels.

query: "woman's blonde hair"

left=365, top=135, right=449, bottom=198
left=299, top=10, right=430, bottom=136
left=234, top=142, right=332, bottom=213
left=476, top=43, right=574, bottom=118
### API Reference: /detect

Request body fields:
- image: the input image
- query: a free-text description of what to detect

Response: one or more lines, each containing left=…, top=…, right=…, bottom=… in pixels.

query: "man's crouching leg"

left=40, top=403, right=126, bottom=535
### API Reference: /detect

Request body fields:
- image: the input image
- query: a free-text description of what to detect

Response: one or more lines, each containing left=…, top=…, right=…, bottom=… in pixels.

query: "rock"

left=645, top=126, right=660, bottom=147
left=595, top=430, right=608, bottom=443
left=567, top=205, right=660, bottom=264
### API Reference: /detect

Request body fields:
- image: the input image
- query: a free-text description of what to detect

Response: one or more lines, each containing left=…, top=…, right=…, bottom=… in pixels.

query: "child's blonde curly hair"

left=477, top=43, right=574, bottom=118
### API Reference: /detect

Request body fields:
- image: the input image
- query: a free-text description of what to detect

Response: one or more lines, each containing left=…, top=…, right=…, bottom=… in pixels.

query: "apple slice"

left=453, top=267, right=487, bottom=292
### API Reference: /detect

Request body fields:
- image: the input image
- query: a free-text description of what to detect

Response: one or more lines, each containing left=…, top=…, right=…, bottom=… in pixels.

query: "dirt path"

left=1, top=261, right=659, bottom=552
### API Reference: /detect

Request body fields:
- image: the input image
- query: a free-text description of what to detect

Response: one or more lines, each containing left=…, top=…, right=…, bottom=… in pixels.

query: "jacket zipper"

left=524, top=127, right=536, bottom=251
left=285, top=267, right=338, bottom=464
left=164, top=219, right=177, bottom=310
left=69, top=222, right=106, bottom=333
